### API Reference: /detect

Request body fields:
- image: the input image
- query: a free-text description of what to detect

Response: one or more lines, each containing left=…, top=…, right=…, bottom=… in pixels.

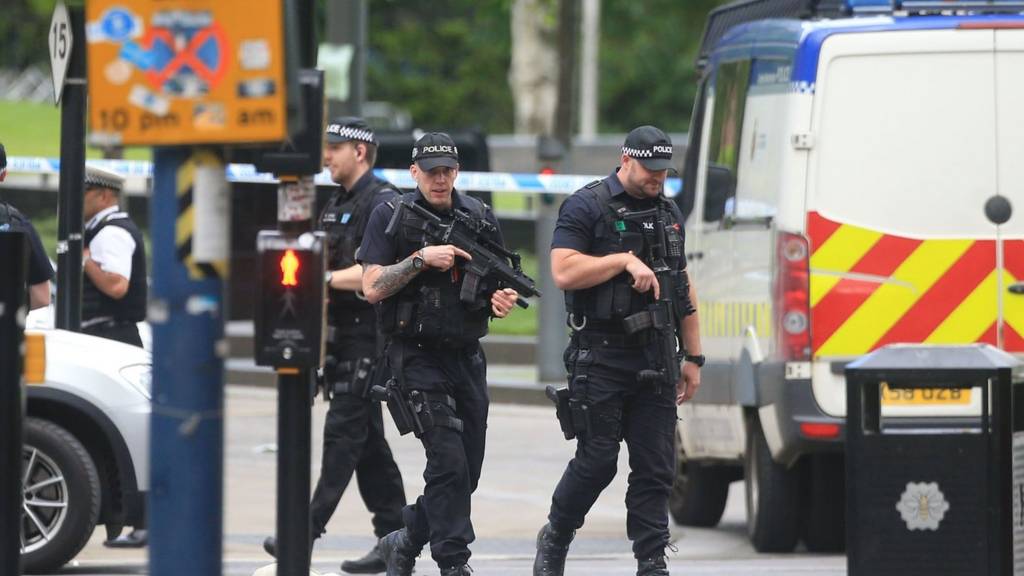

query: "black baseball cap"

left=324, top=116, right=376, bottom=144
left=411, top=132, right=459, bottom=171
left=622, top=125, right=673, bottom=171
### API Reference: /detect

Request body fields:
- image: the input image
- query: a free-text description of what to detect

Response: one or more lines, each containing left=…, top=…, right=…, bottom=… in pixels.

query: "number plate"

left=881, top=384, right=971, bottom=405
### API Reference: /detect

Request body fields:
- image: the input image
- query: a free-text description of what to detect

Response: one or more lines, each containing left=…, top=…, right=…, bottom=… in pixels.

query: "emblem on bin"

left=896, top=481, right=950, bottom=531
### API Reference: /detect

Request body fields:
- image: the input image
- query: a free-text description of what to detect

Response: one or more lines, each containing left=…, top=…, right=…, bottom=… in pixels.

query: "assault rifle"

left=621, top=206, right=683, bottom=390
left=386, top=198, right=542, bottom=308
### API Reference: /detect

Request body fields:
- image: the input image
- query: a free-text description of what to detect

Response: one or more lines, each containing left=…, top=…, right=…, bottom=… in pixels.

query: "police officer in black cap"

left=358, top=132, right=520, bottom=576
left=262, top=117, right=407, bottom=574
left=533, top=126, right=703, bottom=576
left=0, top=143, right=53, bottom=310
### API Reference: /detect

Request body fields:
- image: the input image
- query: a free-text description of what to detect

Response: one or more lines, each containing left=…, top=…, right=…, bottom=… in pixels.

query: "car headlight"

left=119, top=363, right=152, bottom=400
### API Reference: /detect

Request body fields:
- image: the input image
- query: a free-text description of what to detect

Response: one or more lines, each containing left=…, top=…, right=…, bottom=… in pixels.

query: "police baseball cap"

left=84, top=165, right=126, bottom=193
left=325, top=116, right=376, bottom=145
left=412, top=132, right=459, bottom=171
left=622, top=125, right=674, bottom=171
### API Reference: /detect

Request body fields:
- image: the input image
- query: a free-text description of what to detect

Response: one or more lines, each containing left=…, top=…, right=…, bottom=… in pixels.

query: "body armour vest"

left=378, top=191, right=495, bottom=344
left=83, top=213, right=147, bottom=323
left=319, top=175, right=400, bottom=338
left=564, top=179, right=688, bottom=328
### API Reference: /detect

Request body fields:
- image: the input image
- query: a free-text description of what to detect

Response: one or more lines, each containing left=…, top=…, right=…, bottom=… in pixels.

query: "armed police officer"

left=262, top=117, right=407, bottom=574
left=359, top=133, right=520, bottom=576
left=534, top=126, right=703, bottom=576
left=0, top=143, right=53, bottom=310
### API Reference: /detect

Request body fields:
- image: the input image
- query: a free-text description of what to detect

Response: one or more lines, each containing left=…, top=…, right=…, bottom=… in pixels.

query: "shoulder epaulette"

left=584, top=179, right=603, bottom=189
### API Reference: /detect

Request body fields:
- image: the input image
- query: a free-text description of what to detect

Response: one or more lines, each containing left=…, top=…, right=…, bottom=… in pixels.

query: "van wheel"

left=669, top=430, right=731, bottom=527
left=744, top=417, right=800, bottom=553
left=20, top=418, right=101, bottom=574
left=801, top=453, right=846, bottom=552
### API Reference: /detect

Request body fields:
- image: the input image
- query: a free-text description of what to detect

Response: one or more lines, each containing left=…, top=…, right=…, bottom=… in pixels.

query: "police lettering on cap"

left=622, top=125, right=673, bottom=171
left=412, top=132, right=459, bottom=171
left=84, top=165, right=126, bottom=193
left=325, top=116, right=376, bottom=145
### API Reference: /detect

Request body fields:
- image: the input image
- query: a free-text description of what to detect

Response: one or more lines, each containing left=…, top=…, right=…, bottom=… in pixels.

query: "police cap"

left=411, top=132, right=459, bottom=171
left=325, top=116, right=376, bottom=145
left=622, top=125, right=673, bottom=171
left=84, top=165, right=125, bottom=193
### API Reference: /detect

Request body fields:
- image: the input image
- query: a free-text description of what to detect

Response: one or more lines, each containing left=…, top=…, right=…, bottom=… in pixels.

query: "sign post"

left=83, top=1, right=290, bottom=574
left=49, top=1, right=72, bottom=105
left=0, top=232, right=27, bottom=576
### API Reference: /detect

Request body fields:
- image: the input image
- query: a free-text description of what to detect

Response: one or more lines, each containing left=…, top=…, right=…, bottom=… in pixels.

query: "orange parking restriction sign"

left=86, top=0, right=288, bottom=146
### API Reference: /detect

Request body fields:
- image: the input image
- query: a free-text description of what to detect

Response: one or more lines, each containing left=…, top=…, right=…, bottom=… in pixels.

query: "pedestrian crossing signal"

left=255, top=231, right=326, bottom=369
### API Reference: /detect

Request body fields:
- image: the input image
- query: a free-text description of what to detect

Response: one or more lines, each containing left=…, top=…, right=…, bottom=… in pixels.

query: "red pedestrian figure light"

left=280, top=250, right=300, bottom=287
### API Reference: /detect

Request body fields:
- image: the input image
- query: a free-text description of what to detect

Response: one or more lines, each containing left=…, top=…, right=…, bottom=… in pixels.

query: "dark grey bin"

left=845, top=344, right=1023, bottom=576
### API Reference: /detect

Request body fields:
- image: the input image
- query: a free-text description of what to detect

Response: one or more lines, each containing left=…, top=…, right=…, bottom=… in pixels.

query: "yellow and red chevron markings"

left=807, top=212, right=1024, bottom=356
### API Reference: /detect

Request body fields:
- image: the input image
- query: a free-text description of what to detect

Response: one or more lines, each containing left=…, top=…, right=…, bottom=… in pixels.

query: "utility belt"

left=571, top=329, right=652, bottom=349
left=81, top=316, right=136, bottom=332
left=369, top=340, right=464, bottom=438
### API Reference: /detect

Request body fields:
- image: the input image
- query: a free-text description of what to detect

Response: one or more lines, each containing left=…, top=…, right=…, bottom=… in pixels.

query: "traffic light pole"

left=275, top=175, right=316, bottom=576
left=149, top=147, right=228, bottom=576
left=0, top=232, right=27, bottom=575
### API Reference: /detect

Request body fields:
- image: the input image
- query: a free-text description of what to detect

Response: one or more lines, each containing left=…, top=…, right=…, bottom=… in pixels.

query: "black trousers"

left=547, top=342, right=677, bottom=560
left=309, top=340, right=406, bottom=539
left=83, top=321, right=143, bottom=348
left=392, top=339, right=489, bottom=569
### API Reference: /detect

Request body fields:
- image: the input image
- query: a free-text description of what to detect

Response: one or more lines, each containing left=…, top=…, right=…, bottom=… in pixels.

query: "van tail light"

left=774, top=232, right=811, bottom=361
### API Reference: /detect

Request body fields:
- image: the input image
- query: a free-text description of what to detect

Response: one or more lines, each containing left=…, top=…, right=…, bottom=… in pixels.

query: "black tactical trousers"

left=547, top=342, right=677, bottom=559
left=393, top=339, right=489, bottom=569
left=309, top=341, right=406, bottom=539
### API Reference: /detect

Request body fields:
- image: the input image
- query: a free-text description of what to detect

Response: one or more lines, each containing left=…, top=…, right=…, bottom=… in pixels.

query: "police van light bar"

left=846, top=0, right=1024, bottom=14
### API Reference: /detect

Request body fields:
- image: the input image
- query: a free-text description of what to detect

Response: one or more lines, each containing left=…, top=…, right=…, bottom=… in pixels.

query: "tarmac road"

left=46, top=386, right=845, bottom=576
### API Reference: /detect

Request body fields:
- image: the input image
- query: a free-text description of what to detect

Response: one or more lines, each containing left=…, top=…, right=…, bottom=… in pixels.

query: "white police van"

left=671, top=0, right=1024, bottom=553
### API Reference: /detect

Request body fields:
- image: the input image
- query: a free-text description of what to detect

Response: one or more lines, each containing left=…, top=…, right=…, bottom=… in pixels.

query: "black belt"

left=572, top=330, right=652, bottom=348
left=82, top=318, right=135, bottom=332
left=398, top=337, right=478, bottom=351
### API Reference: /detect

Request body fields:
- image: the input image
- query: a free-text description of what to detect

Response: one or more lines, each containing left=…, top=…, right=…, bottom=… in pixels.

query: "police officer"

left=261, top=117, right=408, bottom=574
left=533, top=126, right=703, bottom=576
left=0, top=143, right=53, bottom=310
left=80, top=165, right=149, bottom=547
left=358, top=133, right=520, bottom=576
left=81, top=165, right=147, bottom=348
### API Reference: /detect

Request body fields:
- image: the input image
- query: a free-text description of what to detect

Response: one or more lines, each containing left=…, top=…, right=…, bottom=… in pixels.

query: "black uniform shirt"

left=0, top=202, right=54, bottom=285
left=359, top=189, right=504, bottom=267
left=320, top=170, right=400, bottom=266
left=551, top=170, right=687, bottom=270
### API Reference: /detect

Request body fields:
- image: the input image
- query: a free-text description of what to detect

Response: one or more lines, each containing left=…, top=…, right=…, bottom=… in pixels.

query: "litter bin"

left=845, top=344, right=1023, bottom=576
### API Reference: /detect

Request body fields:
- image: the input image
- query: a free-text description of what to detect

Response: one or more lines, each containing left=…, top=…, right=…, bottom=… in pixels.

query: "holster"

left=371, top=340, right=463, bottom=438
left=372, top=378, right=417, bottom=436
left=332, top=357, right=375, bottom=399
left=545, top=385, right=575, bottom=440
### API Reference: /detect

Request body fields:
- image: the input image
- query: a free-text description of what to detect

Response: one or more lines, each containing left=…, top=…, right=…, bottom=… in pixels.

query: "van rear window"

left=812, top=47, right=998, bottom=237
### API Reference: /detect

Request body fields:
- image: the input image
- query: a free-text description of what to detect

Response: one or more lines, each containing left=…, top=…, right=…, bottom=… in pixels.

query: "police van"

left=672, top=0, right=1024, bottom=553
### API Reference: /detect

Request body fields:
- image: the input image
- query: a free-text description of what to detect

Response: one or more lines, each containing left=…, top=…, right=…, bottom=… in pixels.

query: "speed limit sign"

left=49, top=1, right=72, bottom=105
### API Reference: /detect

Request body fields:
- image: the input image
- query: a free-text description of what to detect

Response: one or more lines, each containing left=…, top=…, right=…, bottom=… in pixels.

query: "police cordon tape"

left=7, top=156, right=682, bottom=197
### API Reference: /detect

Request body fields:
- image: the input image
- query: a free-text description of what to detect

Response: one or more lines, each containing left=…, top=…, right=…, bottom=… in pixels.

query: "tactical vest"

left=564, top=179, right=688, bottom=329
left=319, top=175, right=400, bottom=338
left=83, top=212, right=147, bottom=324
left=377, top=191, right=495, bottom=344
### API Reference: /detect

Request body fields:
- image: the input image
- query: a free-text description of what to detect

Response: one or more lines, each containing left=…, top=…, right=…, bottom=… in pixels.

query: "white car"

left=21, top=321, right=151, bottom=573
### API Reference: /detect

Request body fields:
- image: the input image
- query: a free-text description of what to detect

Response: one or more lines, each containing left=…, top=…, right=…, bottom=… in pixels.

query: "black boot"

left=533, top=523, right=575, bottom=576
left=636, top=556, right=670, bottom=576
left=440, top=564, right=473, bottom=576
left=378, top=528, right=419, bottom=576
left=341, top=541, right=386, bottom=574
left=262, top=536, right=314, bottom=561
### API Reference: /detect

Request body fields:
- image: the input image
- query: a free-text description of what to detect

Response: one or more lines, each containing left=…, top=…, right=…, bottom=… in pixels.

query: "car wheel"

left=21, top=418, right=101, bottom=574
left=744, top=416, right=800, bottom=553
left=801, top=453, right=845, bottom=552
left=669, top=429, right=732, bottom=527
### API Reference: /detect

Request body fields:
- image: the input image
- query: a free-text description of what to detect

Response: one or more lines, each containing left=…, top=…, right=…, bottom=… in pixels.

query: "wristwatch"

left=324, top=270, right=333, bottom=285
left=684, top=354, right=706, bottom=367
left=411, top=249, right=425, bottom=271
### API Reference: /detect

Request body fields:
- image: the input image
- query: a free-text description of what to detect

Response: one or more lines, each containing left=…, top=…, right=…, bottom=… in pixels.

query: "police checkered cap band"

left=84, top=165, right=125, bottom=192
left=623, top=146, right=662, bottom=158
left=325, top=124, right=375, bottom=143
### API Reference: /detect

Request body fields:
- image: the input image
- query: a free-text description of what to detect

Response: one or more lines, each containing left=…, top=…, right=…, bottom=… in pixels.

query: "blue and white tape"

left=8, top=156, right=682, bottom=197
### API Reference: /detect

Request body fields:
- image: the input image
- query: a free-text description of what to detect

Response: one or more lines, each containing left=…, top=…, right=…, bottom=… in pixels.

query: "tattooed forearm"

left=368, top=257, right=419, bottom=301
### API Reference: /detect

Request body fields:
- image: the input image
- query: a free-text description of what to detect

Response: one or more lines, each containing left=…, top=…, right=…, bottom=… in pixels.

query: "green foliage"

left=1, top=0, right=53, bottom=70
left=598, top=0, right=728, bottom=133
left=0, top=101, right=151, bottom=159
left=368, top=0, right=515, bottom=133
